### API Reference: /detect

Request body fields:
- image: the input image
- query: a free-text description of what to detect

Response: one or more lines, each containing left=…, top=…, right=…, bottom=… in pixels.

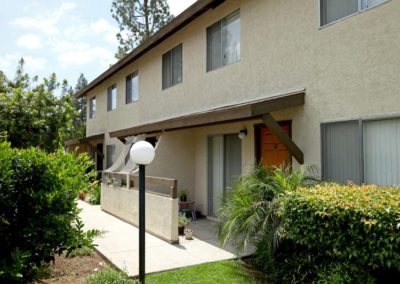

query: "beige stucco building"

left=73, top=0, right=400, bottom=219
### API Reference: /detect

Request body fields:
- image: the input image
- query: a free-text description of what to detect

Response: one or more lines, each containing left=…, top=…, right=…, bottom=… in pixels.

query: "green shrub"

left=0, top=141, right=96, bottom=282
left=219, top=164, right=316, bottom=255
left=281, top=183, right=400, bottom=270
left=87, top=268, right=136, bottom=284
left=88, top=181, right=101, bottom=205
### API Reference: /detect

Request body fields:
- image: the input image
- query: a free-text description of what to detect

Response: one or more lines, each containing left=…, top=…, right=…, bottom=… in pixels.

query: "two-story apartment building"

left=73, top=0, right=400, bottom=217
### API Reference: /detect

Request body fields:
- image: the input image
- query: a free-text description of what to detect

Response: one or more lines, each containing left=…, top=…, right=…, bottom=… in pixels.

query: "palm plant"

left=218, top=164, right=317, bottom=259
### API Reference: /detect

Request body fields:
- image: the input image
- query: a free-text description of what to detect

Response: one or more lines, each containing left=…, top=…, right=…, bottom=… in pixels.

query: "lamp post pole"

left=130, top=141, right=155, bottom=284
left=138, top=164, right=145, bottom=284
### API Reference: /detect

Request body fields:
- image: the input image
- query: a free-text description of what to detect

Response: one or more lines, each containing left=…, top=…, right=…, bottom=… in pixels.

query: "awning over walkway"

left=110, top=89, right=305, bottom=138
left=65, top=133, right=104, bottom=147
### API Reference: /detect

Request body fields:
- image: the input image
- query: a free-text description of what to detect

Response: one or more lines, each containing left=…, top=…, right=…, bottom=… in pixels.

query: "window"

left=321, top=117, right=400, bottom=186
left=162, top=44, right=182, bottom=89
left=89, top=96, right=96, bottom=119
left=106, top=144, right=116, bottom=169
left=320, top=0, right=388, bottom=26
left=126, top=71, right=139, bottom=104
left=107, top=84, right=117, bottom=111
left=207, top=10, right=240, bottom=72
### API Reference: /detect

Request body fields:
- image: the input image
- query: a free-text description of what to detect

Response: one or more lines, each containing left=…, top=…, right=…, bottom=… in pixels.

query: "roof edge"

left=75, top=0, right=225, bottom=98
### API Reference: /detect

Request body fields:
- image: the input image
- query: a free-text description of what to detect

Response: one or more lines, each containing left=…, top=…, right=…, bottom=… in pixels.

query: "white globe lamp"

left=130, top=141, right=155, bottom=165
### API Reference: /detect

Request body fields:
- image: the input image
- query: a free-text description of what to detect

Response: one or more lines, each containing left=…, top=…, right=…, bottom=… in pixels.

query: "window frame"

left=318, top=0, right=390, bottom=28
left=126, top=71, right=139, bottom=104
left=89, top=96, right=96, bottom=119
left=206, top=9, right=241, bottom=72
left=107, top=84, right=117, bottom=111
left=321, top=114, right=400, bottom=185
left=106, top=144, right=116, bottom=169
left=162, top=44, right=183, bottom=90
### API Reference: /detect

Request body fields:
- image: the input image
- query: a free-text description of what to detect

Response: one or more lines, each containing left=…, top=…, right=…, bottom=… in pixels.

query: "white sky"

left=0, top=0, right=197, bottom=87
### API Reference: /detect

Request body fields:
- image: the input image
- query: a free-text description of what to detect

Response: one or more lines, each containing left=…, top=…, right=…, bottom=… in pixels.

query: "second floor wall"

left=86, top=0, right=400, bottom=136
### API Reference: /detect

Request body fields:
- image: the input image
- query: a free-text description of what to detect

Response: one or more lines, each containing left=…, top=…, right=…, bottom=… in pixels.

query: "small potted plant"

left=179, top=189, right=187, bottom=202
left=184, top=228, right=193, bottom=240
left=178, top=213, right=190, bottom=236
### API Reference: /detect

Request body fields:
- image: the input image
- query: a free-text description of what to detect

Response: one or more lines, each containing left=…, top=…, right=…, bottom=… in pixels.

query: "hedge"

left=281, top=183, right=400, bottom=270
left=0, top=141, right=95, bottom=282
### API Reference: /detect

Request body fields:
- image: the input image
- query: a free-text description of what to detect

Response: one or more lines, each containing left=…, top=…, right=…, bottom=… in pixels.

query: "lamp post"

left=130, top=141, right=155, bottom=284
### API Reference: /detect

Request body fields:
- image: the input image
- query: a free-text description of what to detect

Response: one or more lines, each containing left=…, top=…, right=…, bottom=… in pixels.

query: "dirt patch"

left=37, top=252, right=109, bottom=284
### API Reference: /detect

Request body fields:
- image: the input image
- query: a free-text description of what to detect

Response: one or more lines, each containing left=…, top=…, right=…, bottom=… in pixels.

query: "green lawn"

left=146, top=260, right=260, bottom=284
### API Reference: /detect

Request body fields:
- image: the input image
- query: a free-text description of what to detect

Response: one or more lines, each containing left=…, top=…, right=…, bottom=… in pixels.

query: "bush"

left=219, top=165, right=316, bottom=255
left=0, top=141, right=96, bottom=282
left=281, top=183, right=400, bottom=270
left=87, top=268, right=136, bottom=284
left=88, top=181, right=101, bottom=205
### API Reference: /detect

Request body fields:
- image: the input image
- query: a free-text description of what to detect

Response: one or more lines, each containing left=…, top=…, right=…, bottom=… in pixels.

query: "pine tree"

left=111, top=0, right=173, bottom=59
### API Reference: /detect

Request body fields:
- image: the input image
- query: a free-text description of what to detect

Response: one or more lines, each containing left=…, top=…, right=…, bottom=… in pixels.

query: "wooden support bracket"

left=262, top=113, right=304, bottom=164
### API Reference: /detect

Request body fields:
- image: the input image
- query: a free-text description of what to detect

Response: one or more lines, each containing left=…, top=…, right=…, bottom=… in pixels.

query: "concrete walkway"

left=78, top=201, right=248, bottom=277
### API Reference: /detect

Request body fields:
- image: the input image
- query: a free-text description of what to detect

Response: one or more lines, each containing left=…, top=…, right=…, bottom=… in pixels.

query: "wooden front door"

left=256, top=122, right=291, bottom=167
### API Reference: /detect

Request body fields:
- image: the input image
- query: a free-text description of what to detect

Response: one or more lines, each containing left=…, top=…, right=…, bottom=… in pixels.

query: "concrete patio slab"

left=78, top=201, right=252, bottom=277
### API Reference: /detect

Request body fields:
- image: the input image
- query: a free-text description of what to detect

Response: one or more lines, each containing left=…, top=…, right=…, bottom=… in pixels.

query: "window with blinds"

left=207, top=10, right=240, bottom=72
left=162, top=44, right=182, bottom=90
left=126, top=71, right=139, bottom=104
left=320, top=0, right=388, bottom=26
left=107, top=84, right=117, bottom=111
left=321, top=117, right=400, bottom=186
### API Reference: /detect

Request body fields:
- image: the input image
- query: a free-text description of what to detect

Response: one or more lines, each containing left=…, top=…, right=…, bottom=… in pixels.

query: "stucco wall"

left=101, top=183, right=179, bottom=243
left=86, top=0, right=400, bottom=173
left=87, top=0, right=400, bottom=215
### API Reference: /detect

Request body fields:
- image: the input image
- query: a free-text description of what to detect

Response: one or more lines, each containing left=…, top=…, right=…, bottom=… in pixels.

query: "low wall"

left=101, top=183, right=179, bottom=243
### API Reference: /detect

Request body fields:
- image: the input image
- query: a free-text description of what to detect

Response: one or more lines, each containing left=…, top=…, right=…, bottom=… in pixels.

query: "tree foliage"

left=111, top=0, right=173, bottom=59
left=0, top=139, right=97, bottom=282
left=0, top=59, right=82, bottom=151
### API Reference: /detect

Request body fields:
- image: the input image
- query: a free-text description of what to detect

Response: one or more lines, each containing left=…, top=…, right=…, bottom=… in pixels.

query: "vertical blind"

left=321, top=121, right=362, bottom=184
left=363, top=118, right=400, bottom=186
left=322, top=118, right=400, bottom=186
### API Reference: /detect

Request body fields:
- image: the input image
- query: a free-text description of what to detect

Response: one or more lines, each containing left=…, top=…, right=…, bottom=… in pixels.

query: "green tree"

left=0, top=59, right=76, bottom=152
left=111, top=0, right=173, bottom=59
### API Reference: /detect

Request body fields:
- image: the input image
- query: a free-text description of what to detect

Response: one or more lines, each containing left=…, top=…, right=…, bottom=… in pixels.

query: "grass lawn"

left=146, top=260, right=263, bottom=284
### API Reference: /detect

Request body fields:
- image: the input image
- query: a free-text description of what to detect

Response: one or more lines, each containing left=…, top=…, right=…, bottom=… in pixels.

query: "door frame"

left=254, top=120, right=292, bottom=165
left=207, top=132, right=242, bottom=217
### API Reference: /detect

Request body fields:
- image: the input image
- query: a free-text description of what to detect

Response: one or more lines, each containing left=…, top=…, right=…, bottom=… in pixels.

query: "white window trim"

left=318, top=0, right=391, bottom=29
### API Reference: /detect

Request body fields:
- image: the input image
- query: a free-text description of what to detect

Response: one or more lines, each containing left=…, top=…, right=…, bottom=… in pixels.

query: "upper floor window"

left=107, top=84, right=117, bottom=111
left=320, top=0, right=387, bottom=26
left=162, top=44, right=182, bottom=90
left=207, top=10, right=240, bottom=72
left=126, top=71, right=139, bottom=104
left=89, top=96, right=96, bottom=119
